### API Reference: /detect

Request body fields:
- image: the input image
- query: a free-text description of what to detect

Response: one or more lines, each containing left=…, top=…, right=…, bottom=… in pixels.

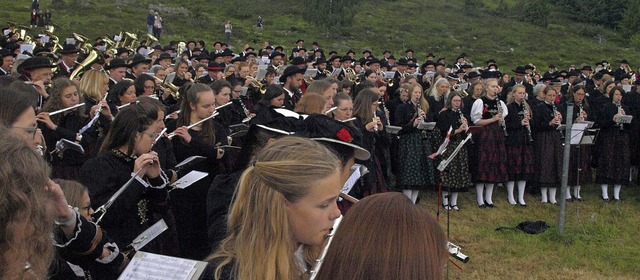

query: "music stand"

left=570, top=122, right=599, bottom=193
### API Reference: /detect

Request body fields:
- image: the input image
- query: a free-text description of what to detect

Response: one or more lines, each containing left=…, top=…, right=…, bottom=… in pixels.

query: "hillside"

left=4, top=0, right=640, bottom=72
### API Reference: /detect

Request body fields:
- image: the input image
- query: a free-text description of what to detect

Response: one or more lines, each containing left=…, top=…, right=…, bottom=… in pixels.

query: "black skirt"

left=596, top=128, right=630, bottom=185
left=396, top=130, right=436, bottom=190
left=474, top=122, right=508, bottom=183
left=506, top=144, right=535, bottom=181
left=533, top=130, right=563, bottom=188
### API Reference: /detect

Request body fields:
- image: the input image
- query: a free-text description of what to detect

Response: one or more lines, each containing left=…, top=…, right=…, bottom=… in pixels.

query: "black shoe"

left=614, top=198, right=621, bottom=202
left=442, top=204, right=452, bottom=210
left=486, top=203, right=495, bottom=208
left=451, top=205, right=460, bottom=211
left=478, top=204, right=486, bottom=208
left=566, top=198, right=574, bottom=202
left=602, top=197, right=610, bottom=202
left=518, top=201, right=527, bottom=207
left=575, top=197, right=583, bottom=201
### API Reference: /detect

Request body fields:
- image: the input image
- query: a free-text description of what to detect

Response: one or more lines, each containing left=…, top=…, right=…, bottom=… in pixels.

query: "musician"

left=54, top=44, right=80, bottom=79
left=470, top=78, right=508, bottom=208
left=133, top=74, right=157, bottom=98
left=387, top=58, right=409, bottom=100
left=280, top=65, right=305, bottom=110
left=125, top=54, right=151, bottom=80
left=531, top=86, right=563, bottom=204
left=199, top=61, right=222, bottom=84
left=560, top=70, right=580, bottom=99
left=18, top=56, right=56, bottom=109
left=427, top=77, right=451, bottom=122
left=559, top=85, right=592, bottom=201
left=203, top=137, right=341, bottom=280
left=164, top=58, right=192, bottom=88
left=0, top=48, right=14, bottom=76
left=436, top=92, right=471, bottom=210
left=622, top=80, right=640, bottom=175
left=330, top=92, right=353, bottom=121
left=596, top=86, right=631, bottom=201
left=327, top=54, right=341, bottom=73
left=501, top=66, right=534, bottom=101
left=268, top=51, right=285, bottom=73
left=392, top=84, right=434, bottom=203
left=106, top=79, right=137, bottom=115
left=36, top=78, right=93, bottom=179
left=306, top=79, right=335, bottom=113
left=105, top=58, right=129, bottom=89
left=614, top=59, right=630, bottom=81
left=79, top=101, right=169, bottom=251
left=504, top=85, right=535, bottom=206
left=166, top=82, right=228, bottom=259
left=315, top=193, right=447, bottom=280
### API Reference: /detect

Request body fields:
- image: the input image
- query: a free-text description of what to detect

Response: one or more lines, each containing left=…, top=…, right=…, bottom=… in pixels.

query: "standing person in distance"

left=504, top=85, right=535, bottom=206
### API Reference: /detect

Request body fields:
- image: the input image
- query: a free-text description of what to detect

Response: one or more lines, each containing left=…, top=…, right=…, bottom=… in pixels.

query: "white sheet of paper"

left=385, top=125, right=402, bottom=134
left=174, top=156, right=206, bottom=170
left=418, top=122, right=436, bottom=130
left=341, top=164, right=363, bottom=197
left=172, top=171, right=208, bottom=189
left=65, top=38, right=76, bottom=45
left=131, top=219, right=168, bottom=251
left=118, top=251, right=205, bottom=280
left=304, top=69, right=318, bottom=78
left=569, top=123, right=589, bottom=145
left=19, top=44, right=33, bottom=54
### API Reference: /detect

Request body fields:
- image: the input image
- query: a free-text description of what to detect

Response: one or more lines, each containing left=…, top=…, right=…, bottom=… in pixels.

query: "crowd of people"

left=1, top=22, right=639, bottom=279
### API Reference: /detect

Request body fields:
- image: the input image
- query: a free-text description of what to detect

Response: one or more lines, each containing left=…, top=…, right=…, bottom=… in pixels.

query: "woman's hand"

left=135, top=151, right=161, bottom=178
left=36, top=112, right=56, bottom=130
left=172, top=126, right=192, bottom=143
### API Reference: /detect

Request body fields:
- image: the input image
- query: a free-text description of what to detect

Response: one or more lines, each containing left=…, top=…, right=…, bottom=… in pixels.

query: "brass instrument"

left=452, top=84, right=468, bottom=97
left=73, top=33, right=91, bottom=52
left=141, top=33, right=159, bottom=47
left=70, top=48, right=98, bottom=80
left=247, top=76, right=267, bottom=94
left=176, top=41, right=186, bottom=57
left=123, top=32, right=138, bottom=49
left=154, top=76, right=180, bottom=99
left=44, top=30, right=63, bottom=54
left=377, top=69, right=393, bottom=87
left=344, top=67, right=358, bottom=84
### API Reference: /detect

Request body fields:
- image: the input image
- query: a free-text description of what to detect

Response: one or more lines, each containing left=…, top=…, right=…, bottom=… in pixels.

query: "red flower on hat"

left=336, top=128, right=352, bottom=142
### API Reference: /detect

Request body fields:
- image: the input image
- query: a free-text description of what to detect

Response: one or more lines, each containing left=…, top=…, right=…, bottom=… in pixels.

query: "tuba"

left=70, top=48, right=99, bottom=80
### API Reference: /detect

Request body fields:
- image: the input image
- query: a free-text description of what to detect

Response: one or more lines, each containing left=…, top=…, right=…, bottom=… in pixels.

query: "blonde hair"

left=506, top=84, right=532, bottom=118
left=407, top=83, right=429, bottom=114
left=207, top=137, right=340, bottom=280
left=0, top=128, right=53, bottom=279
left=294, top=92, right=325, bottom=114
left=79, top=69, right=108, bottom=100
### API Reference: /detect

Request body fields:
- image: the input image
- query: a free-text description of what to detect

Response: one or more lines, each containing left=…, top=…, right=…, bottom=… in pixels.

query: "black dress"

left=167, top=119, right=229, bottom=260
left=559, top=101, right=592, bottom=186
left=472, top=97, right=508, bottom=183
left=531, top=102, right=563, bottom=188
left=504, top=102, right=535, bottom=181
left=79, top=150, right=169, bottom=250
left=395, top=102, right=436, bottom=190
left=595, top=103, right=631, bottom=185
left=436, top=109, right=470, bottom=191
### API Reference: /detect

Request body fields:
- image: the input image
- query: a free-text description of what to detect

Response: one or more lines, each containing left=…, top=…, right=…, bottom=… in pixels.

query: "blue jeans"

left=147, top=25, right=153, bottom=35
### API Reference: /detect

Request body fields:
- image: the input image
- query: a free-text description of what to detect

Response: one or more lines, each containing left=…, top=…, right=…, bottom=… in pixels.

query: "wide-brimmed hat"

left=279, top=65, right=306, bottom=83
left=104, top=58, right=130, bottom=70
left=21, top=56, right=56, bottom=71
left=59, top=44, right=80, bottom=55
left=129, top=54, right=152, bottom=67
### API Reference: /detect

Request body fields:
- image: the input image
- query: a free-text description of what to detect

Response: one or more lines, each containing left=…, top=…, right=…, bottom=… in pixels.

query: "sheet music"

left=569, top=123, right=588, bottom=145
left=304, top=69, right=318, bottom=78
left=131, top=219, right=168, bottom=251
left=417, top=122, right=436, bottom=130
left=118, top=251, right=204, bottom=280
left=341, top=164, right=363, bottom=197
left=171, top=171, right=208, bottom=189
left=622, top=84, right=632, bottom=93
left=256, top=66, right=268, bottom=80
left=385, top=125, right=401, bottom=134
left=20, top=44, right=33, bottom=54
left=60, top=139, right=85, bottom=154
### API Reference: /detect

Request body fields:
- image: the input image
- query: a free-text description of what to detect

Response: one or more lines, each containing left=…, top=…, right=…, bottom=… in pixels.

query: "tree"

left=619, top=0, right=640, bottom=37
left=521, top=0, right=550, bottom=28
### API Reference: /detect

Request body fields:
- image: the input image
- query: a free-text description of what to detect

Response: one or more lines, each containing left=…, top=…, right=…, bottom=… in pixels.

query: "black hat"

left=299, top=114, right=370, bottom=161
left=244, top=46, right=254, bottom=52
left=446, top=73, right=458, bottom=80
left=346, top=50, right=355, bottom=56
left=116, top=47, right=131, bottom=56
left=20, top=56, right=56, bottom=71
left=269, top=51, right=285, bottom=60
left=264, top=45, right=274, bottom=50
left=296, top=39, right=304, bottom=44
left=426, top=52, right=435, bottom=57
left=567, top=70, right=580, bottom=77
left=291, top=57, right=306, bottom=65
left=329, top=55, right=341, bottom=63
left=0, top=48, right=13, bottom=58
left=279, top=65, right=306, bottom=83
left=130, top=54, right=152, bottom=67
left=221, top=48, right=234, bottom=57
left=32, top=46, right=49, bottom=56
left=195, top=52, right=210, bottom=61
left=580, top=64, right=592, bottom=71
left=340, top=55, right=353, bottom=63
left=461, top=64, right=473, bottom=69
left=59, top=44, right=80, bottom=55
left=311, top=41, right=319, bottom=46
left=251, top=107, right=305, bottom=132
left=388, top=55, right=396, bottom=60
left=466, top=71, right=480, bottom=80
left=152, top=45, right=163, bottom=51
left=592, top=72, right=604, bottom=80
left=620, top=59, right=629, bottom=64
left=548, top=64, right=557, bottom=69
left=158, top=52, right=172, bottom=62
left=313, top=57, right=327, bottom=66
left=524, top=65, right=535, bottom=71
left=244, top=51, right=257, bottom=58
left=595, top=61, right=604, bottom=66
left=104, top=58, right=129, bottom=70
left=274, top=46, right=284, bottom=52
left=231, top=56, right=246, bottom=63
left=367, top=58, right=381, bottom=65
left=513, top=66, right=527, bottom=75
left=455, top=68, right=465, bottom=74
left=397, top=58, right=410, bottom=66
left=421, top=61, right=436, bottom=69
left=207, top=61, right=223, bottom=72
left=480, top=69, right=502, bottom=79
left=541, top=73, right=554, bottom=81
left=383, top=50, right=391, bottom=55
left=362, top=49, right=371, bottom=55
left=294, top=47, right=307, bottom=53
left=405, top=49, right=414, bottom=53
left=162, top=45, right=175, bottom=52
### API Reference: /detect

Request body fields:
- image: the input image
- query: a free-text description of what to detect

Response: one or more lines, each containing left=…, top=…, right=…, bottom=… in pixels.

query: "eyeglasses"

left=11, top=125, right=38, bottom=138
left=144, top=86, right=156, bottom=90
left=142, top=131, right=161, bottom=140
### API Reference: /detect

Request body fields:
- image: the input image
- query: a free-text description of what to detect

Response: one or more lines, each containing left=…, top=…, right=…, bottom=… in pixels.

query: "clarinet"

left=522, top=102, right=533, bottom=142
left=617, top=102, right=624, bottom=131
left=496, top=100, right=508, bottom=136
left=238, top=97, right=252, bottom=123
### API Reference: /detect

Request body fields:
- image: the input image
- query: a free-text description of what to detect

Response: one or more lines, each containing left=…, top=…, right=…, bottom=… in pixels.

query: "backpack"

left=496, top=220, right=550, bottom=234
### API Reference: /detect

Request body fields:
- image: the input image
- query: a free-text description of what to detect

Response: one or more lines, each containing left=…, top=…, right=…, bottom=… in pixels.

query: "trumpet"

left=154, top=76, right=180, bottom=99
left=452, top=84, right=468, bottom=97
left=246, top=76, right=267, bottom=94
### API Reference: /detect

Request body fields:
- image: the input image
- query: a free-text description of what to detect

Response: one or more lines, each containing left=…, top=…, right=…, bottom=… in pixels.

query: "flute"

left=325, top=106, right=337, bottom=114
left=166, top=111, right=220, bottom=139
left=48, top=103, right=85, bottom=116
left=309, top=215, right=343, bottom=280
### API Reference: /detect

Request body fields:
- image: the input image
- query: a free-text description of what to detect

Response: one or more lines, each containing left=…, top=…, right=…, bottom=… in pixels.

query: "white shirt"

left=470, top=97, right=508, bottom=125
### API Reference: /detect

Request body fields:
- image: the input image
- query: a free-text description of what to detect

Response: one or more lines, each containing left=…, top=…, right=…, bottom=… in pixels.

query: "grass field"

left=421, top=182, right=640, bottom=279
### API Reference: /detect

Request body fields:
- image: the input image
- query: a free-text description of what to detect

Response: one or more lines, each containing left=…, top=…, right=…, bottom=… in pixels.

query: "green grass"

left=3, top=0, right=640, bottom=72
left=420, top=183, right=640, bottom=279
